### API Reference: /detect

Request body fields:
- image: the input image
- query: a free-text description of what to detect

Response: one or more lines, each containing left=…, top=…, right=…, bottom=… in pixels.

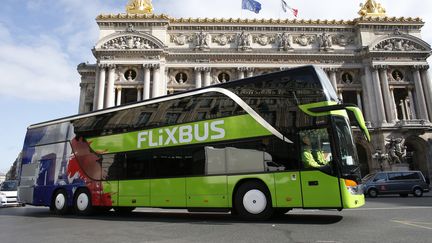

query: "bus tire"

left=74, top=188, right=93, bottom=216
left=52, top=190, right=69, bottom=215
left=234, top=181, right=273, bottom=220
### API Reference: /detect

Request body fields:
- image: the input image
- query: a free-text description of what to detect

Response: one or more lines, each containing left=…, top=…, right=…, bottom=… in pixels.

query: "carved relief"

left=171, top=34, right=192, bottom=45
left=335, top=34, right=355, bottom=46
left=213, top=34, right=234, bottom=46
left=253, top=34, right=275, bottom=46
left=101, top=36, right=158, bottom=49
left=373, top=38, right=422, bottom=51
left=294, top=34, right=314, bottom=46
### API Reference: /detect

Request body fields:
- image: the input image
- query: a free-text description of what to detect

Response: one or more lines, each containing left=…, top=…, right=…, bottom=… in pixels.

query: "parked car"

left=0, top=180, right=22, bottom=207
left=362, top=171, right=430, bottom=198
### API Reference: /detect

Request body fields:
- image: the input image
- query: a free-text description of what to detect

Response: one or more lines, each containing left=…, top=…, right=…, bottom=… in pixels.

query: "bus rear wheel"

left=74, top=189, right=93, bottom=215
left=234, top=181, right=273, bottom=220
left=52, top=190, right=69, bottom=215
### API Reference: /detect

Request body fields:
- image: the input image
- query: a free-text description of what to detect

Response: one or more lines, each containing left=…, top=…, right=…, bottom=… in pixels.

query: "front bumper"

left=0, top=196, right=21, bottom=207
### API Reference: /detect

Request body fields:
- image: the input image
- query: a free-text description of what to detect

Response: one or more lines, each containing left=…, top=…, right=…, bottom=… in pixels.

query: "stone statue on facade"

left=318, top=32, right=333, bottom=51
left=126, top=0, right=153, bottom=14
left=385, top=137, right=407, bottom=164
left=195, top=30, right=210, bottom=50
left=237, top=31, right=252, bottom=51
left=278, top=32, right=293, bottom=51
left=358, top=0, right=386, bottom=17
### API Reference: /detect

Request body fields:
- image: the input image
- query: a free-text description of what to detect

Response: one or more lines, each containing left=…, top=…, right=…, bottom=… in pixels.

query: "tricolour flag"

left=242, top=0, right=262, bottom=14
left=281, top=0, right=298, bottom=17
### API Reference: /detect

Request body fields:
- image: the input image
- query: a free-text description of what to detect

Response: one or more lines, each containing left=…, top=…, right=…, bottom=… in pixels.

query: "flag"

left=242, top=0, right=262, bottom=14
left=281, top=0, right=298, bottom=17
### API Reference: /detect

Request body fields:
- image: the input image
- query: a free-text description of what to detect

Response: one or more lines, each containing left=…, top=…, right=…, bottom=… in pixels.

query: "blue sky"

left=0, top=0, right=431, bottom=173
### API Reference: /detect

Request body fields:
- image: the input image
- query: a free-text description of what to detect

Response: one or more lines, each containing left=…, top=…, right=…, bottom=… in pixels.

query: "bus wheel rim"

left=76, top=193, right=89, bottom=211
left=55, top=193, right=66, bottom=210
left=242, top=189, right=267, bottom=214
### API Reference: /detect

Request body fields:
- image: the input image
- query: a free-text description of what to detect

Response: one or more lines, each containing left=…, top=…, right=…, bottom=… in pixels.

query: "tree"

left=6, top=152, right=21, bottom=180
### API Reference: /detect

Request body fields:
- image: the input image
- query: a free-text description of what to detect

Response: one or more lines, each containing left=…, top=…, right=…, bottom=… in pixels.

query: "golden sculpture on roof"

left=358, top=0, right=386, bottom=17
left=126, top=0, right=153, bottom=14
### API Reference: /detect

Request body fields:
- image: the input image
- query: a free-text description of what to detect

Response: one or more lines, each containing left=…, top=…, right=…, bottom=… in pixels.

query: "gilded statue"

left=126, top=0, right=153, bottom=14
left=358, top=0, right=386, bottom=17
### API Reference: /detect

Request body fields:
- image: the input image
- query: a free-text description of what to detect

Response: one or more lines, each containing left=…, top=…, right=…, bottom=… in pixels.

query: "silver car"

left=362, top=171, right=430, bottom=198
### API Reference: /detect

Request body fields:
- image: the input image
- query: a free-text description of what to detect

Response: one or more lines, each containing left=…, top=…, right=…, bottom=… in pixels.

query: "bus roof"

left=29, top=65, right=329, bottom=129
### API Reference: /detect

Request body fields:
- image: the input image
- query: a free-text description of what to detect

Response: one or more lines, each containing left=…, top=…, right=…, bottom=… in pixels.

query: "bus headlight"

left=345, top=179, right=363, bottom=195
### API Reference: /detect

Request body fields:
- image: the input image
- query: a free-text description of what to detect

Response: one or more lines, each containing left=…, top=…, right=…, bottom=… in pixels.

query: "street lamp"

left=372, top=148, right=388, bottom=171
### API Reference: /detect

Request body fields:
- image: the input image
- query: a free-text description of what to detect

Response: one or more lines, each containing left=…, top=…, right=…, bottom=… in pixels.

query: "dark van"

left=362, top=171, right=430, bottom=198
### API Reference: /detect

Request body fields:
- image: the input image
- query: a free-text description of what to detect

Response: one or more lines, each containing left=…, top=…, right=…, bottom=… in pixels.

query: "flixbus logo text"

left=137, top=120, right=225, bottom=148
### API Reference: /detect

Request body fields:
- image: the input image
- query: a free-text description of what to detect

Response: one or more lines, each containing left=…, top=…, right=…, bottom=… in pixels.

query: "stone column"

left=194, top=67, right=202, bottom=88
left=247, top=67, right=254, bottom=77
left=95, top=64, right=106, bottom=110
left=356, top=90, right=363, bottom=111
left=378, top=66, right=394, bottom=122
left=407, top=88, right=417, bottom=119
left=420, top=65, right=432, bottom=121
left=362, top=66, right=375, bottom=123
left=105, top=64, right=116, bottom=108
left=203, top=67, right=212, bottom=86
left=116, top=88, right=122, bottom=106
left=238, top=67, right=245, bottom=79
left=389, top=88, right=399, bottom=121
left=137, top=87, right=142, bottom=101
left=400, top=100, right=407, bottom=120
left=143, top=64, right=151, bottom=100
left=372, top=66, right=387, bottom=124
left=78, top=83, right=87, bottom=113
left=152, top=64, right=160, bottom=98
left=412, top=66, right=428, bottom=120
left=329, top=69, right=338, bottom=92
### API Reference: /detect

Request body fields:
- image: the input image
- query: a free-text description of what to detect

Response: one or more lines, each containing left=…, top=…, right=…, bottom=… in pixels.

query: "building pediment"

left=369, top=34, right=431, bottom=53
left=95, top=31, right=165, bottom=51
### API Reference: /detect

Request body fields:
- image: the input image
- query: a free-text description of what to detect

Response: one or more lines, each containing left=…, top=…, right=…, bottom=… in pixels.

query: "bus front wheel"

left=234, top=181, right=273, bottom=220
left=74, top=189, right=93, bottom=215
left=52, top=190, right=69, bottom=215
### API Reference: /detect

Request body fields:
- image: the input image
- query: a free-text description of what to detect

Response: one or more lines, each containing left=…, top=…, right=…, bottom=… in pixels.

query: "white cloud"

left=0, top=27, right=78, bottom=101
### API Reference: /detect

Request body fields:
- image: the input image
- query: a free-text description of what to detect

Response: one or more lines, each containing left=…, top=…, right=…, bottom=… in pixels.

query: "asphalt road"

left=1, top=193, right=431, bottom=243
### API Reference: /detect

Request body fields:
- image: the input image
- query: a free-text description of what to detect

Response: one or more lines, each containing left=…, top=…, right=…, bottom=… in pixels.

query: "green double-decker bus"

left=18, top=65, right=369, bottom=219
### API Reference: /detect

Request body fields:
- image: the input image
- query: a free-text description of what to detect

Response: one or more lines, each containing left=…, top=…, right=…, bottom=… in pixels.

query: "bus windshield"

left=333, top=116, right=360, bottom=179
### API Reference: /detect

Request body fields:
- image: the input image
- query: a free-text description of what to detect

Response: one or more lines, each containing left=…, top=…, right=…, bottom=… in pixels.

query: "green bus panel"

left=118, top=180, right=150, bottom=207
left=102, top=181, right=119, bottom=206
left=300, top=171, right=341, bottom=208
left=274, top=172, right=302, bottom=208
left=150, top=178, right=186, bottom=207
left=186, top=176, right=228, bottom=208
left=340, top=179, right=365, bottom=208
left=227, top=173, right=277, bottom=208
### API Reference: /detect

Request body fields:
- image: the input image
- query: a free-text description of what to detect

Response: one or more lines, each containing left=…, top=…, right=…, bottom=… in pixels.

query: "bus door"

left=299, top=129, right=342, bottom=208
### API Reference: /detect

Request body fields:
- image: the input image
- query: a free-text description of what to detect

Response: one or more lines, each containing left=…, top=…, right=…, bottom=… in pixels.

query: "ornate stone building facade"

left=77, top=1, right=432, bottom=179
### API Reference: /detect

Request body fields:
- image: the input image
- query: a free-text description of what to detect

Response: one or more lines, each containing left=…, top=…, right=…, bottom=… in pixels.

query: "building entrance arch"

left=405, top=136, right=430, bottom=181
left=356, top=143, right=371, bottom=177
